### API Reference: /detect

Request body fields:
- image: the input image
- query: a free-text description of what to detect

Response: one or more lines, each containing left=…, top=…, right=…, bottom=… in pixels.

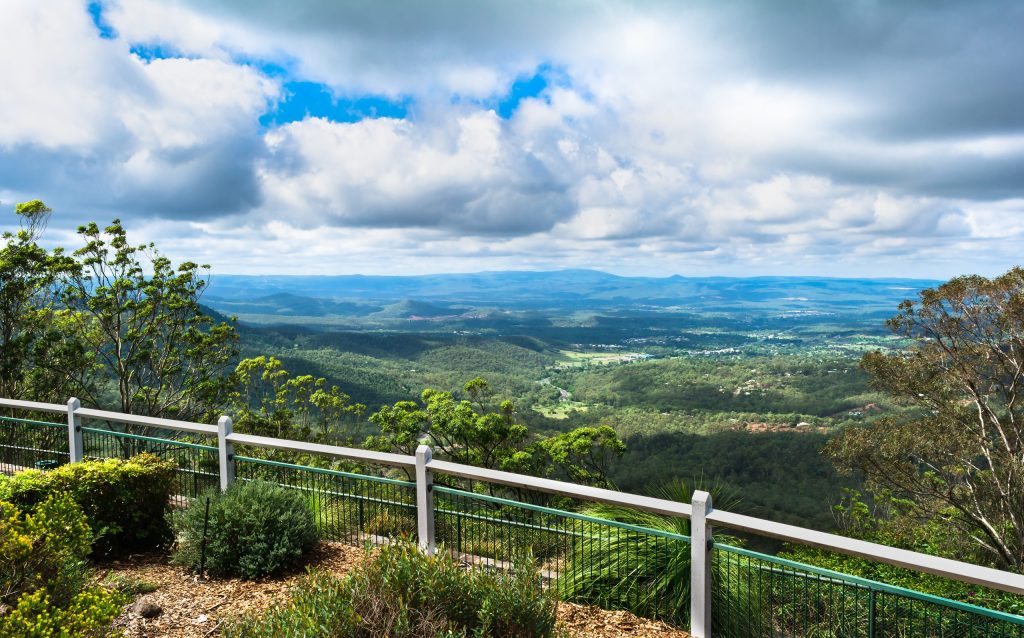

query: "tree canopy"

left=830, top=267, right=1024, bottom=571
left=0, top=201, right=83, bottom=402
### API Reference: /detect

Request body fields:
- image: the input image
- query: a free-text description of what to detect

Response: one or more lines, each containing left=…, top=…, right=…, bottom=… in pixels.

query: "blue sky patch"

left=129, top=43, right=193, bottom=62
left=466, top=64, right=571, bottom=119
left=260, top=81, right=411, bottom=127
left=496, top=69, right=549, bottom=118
left=87, top=1, right=116, bottom=39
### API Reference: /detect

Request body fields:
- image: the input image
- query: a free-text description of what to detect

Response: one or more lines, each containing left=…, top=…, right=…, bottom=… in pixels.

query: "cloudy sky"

left=2, top=0, right=1023, bottom=278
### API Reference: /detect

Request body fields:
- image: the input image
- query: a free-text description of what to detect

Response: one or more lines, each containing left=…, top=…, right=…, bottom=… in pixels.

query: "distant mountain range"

left=203, top=270, right=941, bottom=321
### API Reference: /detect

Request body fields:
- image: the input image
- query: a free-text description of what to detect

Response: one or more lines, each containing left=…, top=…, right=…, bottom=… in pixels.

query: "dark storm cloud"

left=713, top=0, right=1024, bottom=138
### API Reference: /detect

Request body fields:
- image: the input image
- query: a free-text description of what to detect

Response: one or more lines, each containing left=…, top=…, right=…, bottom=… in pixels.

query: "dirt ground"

left=100, top=542, right=689, bottom=638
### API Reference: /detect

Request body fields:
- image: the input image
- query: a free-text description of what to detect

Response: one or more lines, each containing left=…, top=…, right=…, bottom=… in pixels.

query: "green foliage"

left=613, top=430, right=853, bottom=530
left=0, top=454, right=176, bottom=555
left=832, top=267, right=1024, bottom=571
left=101, top=573, right=158, bottom=596
left=559, top=480, right=742, bottom=626
left=783, top=489, right=1024, bottom=614
left=369, top=377, right=625, bottom=489
left=0, top=200, right=85, bottom=402
left=0, top=493, right=126, bottom=637
left=0, top=587, right=126, bottom=638
left=522, top=425, right=625, bottom=487
left=225, top=542, right=563, bottom=638
left=172, top=480, right=317, bottom=579
left=230, top=355, right=364, bottom=441
left=369, top=378, right=529, bottom=470
left=62, top=218, right=239, bottom=422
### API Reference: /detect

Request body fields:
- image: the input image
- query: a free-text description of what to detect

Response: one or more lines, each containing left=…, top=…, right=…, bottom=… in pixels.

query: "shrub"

left=225, top=542, right=563, bottom=638
left=0, top=494, right=127, bottom=637
left=172, top=480, right=317, bottom=579
left=0, top=453, right=177, bottom=555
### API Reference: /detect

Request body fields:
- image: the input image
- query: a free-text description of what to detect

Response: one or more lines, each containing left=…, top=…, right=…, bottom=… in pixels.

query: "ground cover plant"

left=0, top=453, right=176, bottom=556
left=225, top=542, right=564, bottom=638
left=172, top=479, right=318, bottom=579
left=0, top=493, right=126, bottom=637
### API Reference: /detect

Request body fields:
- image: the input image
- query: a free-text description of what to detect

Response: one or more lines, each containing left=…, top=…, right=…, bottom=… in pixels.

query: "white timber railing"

left=2, top=396, right=1024, bottom=638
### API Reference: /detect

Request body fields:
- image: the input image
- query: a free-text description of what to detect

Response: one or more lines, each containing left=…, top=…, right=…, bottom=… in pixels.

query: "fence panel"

left=234, top=455, right=417, bottom=545
left=80, top=426, right=219, bottom=507
left=433, top=483, right=691, bottom=627
left=712, top=543, right=1024, bottom=638
left=0, top=415, right=69, bottom=474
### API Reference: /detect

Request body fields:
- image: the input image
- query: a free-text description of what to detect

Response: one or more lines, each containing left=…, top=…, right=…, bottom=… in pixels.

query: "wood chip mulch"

left=99, top=542, right=366, bottom=638
left=99, top=542, right=689, bottom=638
left=557, top=602, right=690, bottom=638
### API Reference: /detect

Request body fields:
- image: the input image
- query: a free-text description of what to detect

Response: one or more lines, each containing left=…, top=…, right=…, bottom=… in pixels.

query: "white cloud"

left=2, top=0, right=1024, bottom=278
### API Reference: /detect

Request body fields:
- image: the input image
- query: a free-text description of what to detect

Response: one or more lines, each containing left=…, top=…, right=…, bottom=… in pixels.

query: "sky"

left=1, top=0, right=1023, bottom=278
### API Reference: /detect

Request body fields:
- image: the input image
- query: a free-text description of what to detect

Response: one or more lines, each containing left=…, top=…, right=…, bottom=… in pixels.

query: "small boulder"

left=131, top=599, right=162, bottom=619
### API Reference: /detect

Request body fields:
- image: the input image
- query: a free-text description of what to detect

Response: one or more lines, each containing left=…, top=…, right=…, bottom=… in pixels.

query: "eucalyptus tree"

left=831, top=268, right=1024, bottom=571
left=230, top=355, right=365, bottom=441
left=0, top=201, right=85, bottom=403
left=61, top=219, right=238, bottom=423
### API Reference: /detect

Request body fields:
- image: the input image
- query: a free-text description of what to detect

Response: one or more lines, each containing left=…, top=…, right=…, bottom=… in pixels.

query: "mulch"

left=99, top=542, right=689, bottom=638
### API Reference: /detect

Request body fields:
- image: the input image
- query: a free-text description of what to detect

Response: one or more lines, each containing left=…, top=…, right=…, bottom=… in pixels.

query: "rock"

left=131, top=599, right=162, bottom=619
left=0, top=603, right=11, bottom=617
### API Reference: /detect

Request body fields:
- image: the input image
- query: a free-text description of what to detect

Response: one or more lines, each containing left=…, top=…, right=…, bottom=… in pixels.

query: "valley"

left=204, top=270, right=931, bottom=533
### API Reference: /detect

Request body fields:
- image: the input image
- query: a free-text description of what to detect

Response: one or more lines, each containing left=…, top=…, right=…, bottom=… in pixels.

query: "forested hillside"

left=226, top=295, right=901, bottom=531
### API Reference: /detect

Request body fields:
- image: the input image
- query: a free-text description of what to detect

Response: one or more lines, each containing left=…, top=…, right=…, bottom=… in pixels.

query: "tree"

left=368, top=378, right=625, bottom=488
left=529, top=425, right=625, bottom=487
left=61, top=219, right=238, bottom=422
left=829, top=268, right=1024, bottom=571
left=230, top=356, right=364, bottom=441
left=0, top=201, right=85, bottom=402
left=368, top=377, right=528, bottom=471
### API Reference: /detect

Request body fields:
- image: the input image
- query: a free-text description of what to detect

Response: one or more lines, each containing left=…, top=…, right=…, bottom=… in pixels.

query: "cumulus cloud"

left=257, top=112, right=575, bottom=234
left=0, top=0, right=277, bottom=222
left=1, top=0, right=1023, bottom=277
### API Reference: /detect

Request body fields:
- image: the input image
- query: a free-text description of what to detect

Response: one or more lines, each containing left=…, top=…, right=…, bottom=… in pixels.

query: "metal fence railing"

left=434, top=484, right=691, bottom=625
left=0, top=415, right=68, bottom=474
left=3, top=396, right=1024, bottom=638
left=234, top=455, right=417, bottom=545
left=81, top=426, right=219, bottom=506
left=712, top=544, right=1024, bottom=637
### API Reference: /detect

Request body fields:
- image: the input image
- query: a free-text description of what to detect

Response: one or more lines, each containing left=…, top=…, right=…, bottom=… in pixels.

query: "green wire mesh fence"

left=433, top=484, right=691, bottom=626
left=80, top=426, right=219, bottom=507
left=712, top=543, right=1024, bottom=638
left=0, top=415, right=69, bottom=474
left=234, top=455, right=418, bottom=546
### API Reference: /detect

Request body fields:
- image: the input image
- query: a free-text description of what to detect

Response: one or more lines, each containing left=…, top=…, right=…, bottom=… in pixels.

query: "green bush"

left=0, top=453, right=177, bottom=556
left=172, top=480, right=318, bottom=579
left=225, top=542, right=563, bottom=638
left=0, top=494, right=127, bottom=637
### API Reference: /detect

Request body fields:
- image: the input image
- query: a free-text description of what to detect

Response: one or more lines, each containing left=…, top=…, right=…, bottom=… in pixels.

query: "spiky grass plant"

left=558, top=479, right=754, bottom=630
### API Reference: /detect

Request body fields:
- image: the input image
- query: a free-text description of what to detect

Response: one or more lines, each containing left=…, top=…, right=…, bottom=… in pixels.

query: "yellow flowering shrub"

left=0, top=494, right=126, bottom=637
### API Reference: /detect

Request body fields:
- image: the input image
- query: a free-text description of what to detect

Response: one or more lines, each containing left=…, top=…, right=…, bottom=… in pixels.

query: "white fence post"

left=67, top=397, right=83, bottom=463
left=416, top=444, right=436, bottom=555
left=218, top=415, right=235, bottom=491
left=691, top=490, right=713, bottom=638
